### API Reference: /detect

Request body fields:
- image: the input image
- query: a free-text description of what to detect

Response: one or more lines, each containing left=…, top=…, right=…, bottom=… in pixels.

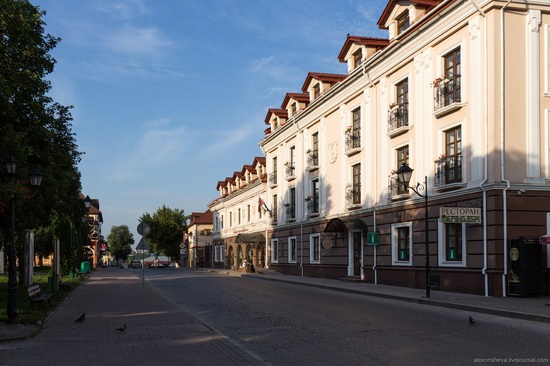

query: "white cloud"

left=105, top=25, right=174, bottom=59
left=95, top=0, right=151, bottom=20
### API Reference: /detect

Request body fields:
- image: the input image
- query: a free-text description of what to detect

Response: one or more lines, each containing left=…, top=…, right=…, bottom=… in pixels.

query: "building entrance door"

left=353, top=232, right=362, bottom=277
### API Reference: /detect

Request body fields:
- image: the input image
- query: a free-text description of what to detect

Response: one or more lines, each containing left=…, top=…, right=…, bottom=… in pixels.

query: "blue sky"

left=34, top=0, right=388, bottom=241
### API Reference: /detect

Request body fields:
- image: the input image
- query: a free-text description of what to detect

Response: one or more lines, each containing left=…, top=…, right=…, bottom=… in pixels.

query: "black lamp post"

left=6, top=155, right=43, bottom=324
left=396, top=163, right=430, bottom=298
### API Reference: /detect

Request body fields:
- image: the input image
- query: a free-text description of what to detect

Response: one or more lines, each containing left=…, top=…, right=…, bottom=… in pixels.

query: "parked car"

left=132, top=261, right=142, bottom=268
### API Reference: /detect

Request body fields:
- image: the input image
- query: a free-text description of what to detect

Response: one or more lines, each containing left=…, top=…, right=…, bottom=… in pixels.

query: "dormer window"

left=313, top=84, right=320, bottom=100
left=397, top=10, right=410, bottom=35
left=291, top=103, right=297, bottom=116
left=353, top=49, right=362, bottom=68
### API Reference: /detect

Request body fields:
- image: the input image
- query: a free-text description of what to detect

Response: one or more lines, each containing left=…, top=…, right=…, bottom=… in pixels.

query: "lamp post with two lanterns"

left=396, top=163, right=431, bottom=299
left=5, top=155, right=43, bottom=324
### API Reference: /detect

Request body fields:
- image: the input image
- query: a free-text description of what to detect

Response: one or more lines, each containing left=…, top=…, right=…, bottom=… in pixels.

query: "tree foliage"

left=140, top=205, right=186, bottom=259
left=107, top=225, right=134, bottom=261
left=0, top=1, right=84, bottom=268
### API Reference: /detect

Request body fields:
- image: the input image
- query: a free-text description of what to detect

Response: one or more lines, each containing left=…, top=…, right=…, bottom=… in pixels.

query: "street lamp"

left=5, top=155, right=43, bottom=324
left=396, top=163, right=431, bottom=298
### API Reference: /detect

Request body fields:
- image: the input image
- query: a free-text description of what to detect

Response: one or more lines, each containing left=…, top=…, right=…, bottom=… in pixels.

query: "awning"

left=235, top=232, right=266, bottom=243
left=323, top=217, right=368, bottom=233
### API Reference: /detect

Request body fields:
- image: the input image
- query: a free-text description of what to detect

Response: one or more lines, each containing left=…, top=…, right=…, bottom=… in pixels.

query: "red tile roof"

left=337, top=35, right=390, bottom=62
left=301, top=72, right=347, bottom=93
left=264, top=108, right=288, bottom=125
left=378, top=0, right=440, bottom=29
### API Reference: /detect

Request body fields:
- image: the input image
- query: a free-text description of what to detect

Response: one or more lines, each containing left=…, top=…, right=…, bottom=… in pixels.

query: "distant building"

left=187, top=210, right=213, bottom=268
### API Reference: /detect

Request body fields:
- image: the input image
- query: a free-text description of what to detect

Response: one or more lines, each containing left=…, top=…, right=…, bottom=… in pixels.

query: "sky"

left=33, top=0, right=388, bottom=242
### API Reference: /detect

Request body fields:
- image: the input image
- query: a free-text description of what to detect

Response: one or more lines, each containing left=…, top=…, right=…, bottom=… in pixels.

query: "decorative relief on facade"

left=528, top=10, right=541, bottom=33
left=469, top=17, right=480, bottom=41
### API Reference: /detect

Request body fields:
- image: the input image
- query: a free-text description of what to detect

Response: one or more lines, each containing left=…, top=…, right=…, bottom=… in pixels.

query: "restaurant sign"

left=440, top=207, right=482, bottom=223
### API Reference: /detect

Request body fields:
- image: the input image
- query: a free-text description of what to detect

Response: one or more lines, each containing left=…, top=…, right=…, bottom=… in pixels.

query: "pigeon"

left=115, top=324, right=127, bottom=332
left=75, top=313, right=86, bottom=323
left=469, top=316, right=476, bottom=325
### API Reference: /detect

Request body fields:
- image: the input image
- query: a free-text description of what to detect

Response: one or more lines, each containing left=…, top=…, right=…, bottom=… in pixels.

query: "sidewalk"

left=0, top=268, right=264, bottom=366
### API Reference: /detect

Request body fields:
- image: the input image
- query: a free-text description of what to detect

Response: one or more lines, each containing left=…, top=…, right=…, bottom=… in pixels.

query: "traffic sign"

left=137, top=222, right=151, bottom=236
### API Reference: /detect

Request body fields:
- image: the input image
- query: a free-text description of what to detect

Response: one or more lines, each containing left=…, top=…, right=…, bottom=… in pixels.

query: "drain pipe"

left=500, top=0, right=513, bottom=297
left=472, top=0, right=489, bottom=296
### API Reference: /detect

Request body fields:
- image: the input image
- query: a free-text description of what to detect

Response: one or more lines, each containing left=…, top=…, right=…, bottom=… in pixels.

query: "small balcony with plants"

left=268, top=171, right=278, bottom=187
left=434, top=154, right=465, bottom=190
left=345, top=183, right=361, bottom=209
left=387, top=102, right=410, bottom=137
left=433, top=75, right=463, bottom=117
left=305, top=195, right=319, bottom=217
left=306, top=149, right=319, bottom=171
left=285, top=162, right=296, bottom=181
left=345, top=126, right=361, bottom=156
left=388, top=171, right=410, bottom=199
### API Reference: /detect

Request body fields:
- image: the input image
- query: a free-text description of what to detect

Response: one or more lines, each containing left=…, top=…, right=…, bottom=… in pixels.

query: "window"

left=291, top=103, right=297, bottom=116
left=350, top=108, right=361, bottom=149
left=287, top=188, right=296, bottom=221
left=392, top=223, right=412, bottom=264
left=221, top=215, right=224, bottom=229
left=352, top=163, right=361, bottom=205
left=308, top=132, right=319, bottom=168
left=353, top=48, right=362, bottom=68
left=288, top=236, right=297, bottom=263
left=311, top=178, right=320, bottom=214
left=310, top=234, right=320, bottom=263
left=313, top=84, right=320, bottom=99
left=397, top=10, right=410, bottom=35
left=215, top=217, right=219, bottom=232
left=444, top=48, right=461, bottom=105
left=396, top=145, right=409, bottom=194
left=272, top=194, right=278, bottom=223
left=287, top=146, right=296, bottom=179
left=238, top=208, right=241, bottom=225
left=394, top=79, right=409, bottom=129
left=269, top=157, right=278, bottom=185
left=444, top=126, right=462, bottom=183
left=438, top=221, right=466, bottom=266
left=247, top=205, right=250, bottom=222
left=271, top=239, right=279, bottom=263
left=229, top=212, right=232, bottom=227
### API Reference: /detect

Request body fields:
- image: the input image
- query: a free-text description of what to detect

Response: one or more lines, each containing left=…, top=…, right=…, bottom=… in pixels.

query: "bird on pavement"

left=115, top=324, right=127, bottom=332
left=75, top=313, right=86, bottom=323
left=469, top=316, right=476, bottom=325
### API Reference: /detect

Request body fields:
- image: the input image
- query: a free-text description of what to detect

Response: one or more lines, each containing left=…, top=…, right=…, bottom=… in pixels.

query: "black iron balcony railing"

left=433, top=75, right=461, bottom=111
left=307, top=150, right=319, bottom=169
left=434, top=155, right=463, bottom=187
left=388, top=104, right=409, bottom=133
left=285, top=204, right=296, bottom=221
left=345, top=130, right=361, bottom=152
left=388, top=174, right=409, bottom=197
left=285, top=163, right=295, bottom=180
left=305, top=196, right=319, bottom=215
left=346, top=184, right=361, bottom=207
left=268, top=171, right=277, bottom=186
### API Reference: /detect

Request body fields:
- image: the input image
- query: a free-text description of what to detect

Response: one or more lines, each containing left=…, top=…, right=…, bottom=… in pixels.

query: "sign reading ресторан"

left=440, top=207, right=482, bottom=223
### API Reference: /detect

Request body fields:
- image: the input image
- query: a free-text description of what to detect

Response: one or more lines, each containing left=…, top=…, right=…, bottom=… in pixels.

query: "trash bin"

left=80, top=261, right=90, bottom=273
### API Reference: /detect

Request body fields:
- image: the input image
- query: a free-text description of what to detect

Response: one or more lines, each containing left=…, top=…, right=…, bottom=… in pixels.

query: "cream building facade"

left=210, top=0, right=550, bottom=297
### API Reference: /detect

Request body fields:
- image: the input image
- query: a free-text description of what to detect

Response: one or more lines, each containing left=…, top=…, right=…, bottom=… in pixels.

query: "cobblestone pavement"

left=0, top=268, right=265, bottom=366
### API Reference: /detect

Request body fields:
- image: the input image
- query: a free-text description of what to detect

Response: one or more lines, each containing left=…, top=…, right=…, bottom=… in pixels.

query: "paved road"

left=145, top=270, right=550, bottom=366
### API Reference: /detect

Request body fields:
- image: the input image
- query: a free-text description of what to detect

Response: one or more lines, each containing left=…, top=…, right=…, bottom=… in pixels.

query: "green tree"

left=0, top=1, right=84, bottom=279
left=140, top=205, right=186, bottom=259
left=107, top=225, right=134, bottom=261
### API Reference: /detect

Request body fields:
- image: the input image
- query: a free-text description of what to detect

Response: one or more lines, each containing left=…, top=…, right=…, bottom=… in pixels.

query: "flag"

left=258, top=197, right=270, bottom=215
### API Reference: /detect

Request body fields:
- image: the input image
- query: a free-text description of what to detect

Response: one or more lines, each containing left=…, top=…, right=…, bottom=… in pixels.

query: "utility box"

left=507, top=236, right=542, bottom=297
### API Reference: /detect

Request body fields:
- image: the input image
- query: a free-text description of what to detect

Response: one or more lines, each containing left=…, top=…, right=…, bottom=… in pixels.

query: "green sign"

left=367, top=232, right=378, bottom=246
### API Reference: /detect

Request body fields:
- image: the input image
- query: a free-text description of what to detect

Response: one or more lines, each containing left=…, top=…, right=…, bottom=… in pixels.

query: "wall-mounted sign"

left=366, top=232, right=378, bottom=246
left=440, top=207, right=481, bottom=223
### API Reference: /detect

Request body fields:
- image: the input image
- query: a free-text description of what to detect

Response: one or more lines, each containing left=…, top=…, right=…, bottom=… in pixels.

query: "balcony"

left=305, top=196, right=319, bottom=217
left=345, top=130, right=361, bottom=156
left=285, top=163, right=296, bottom=181
left=345, top=184, right=361, bottom=209
left=387, top=104, right=410, bottom=137
left=284, top=203, right=296, bottom=222
left=268, top=172, right=278, bottom=187
left=388, top=174, right=410, bottom=199
left=306, top=150, right=319, bottom=171
left=434, top=155, right=465, bottom=190
left=433, top=76, right=464, bottom=117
